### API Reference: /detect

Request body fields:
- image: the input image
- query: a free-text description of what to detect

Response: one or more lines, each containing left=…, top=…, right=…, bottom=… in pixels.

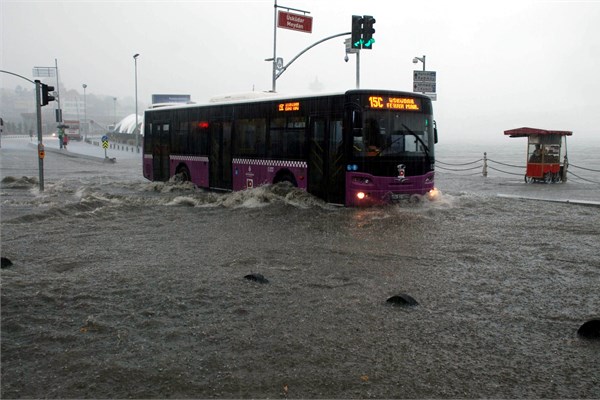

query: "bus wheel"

left=174, top=166, right=191, bottom=182
left=544, top=172, right=553, bottom=184
left=525, top=176, right=534, bottom=184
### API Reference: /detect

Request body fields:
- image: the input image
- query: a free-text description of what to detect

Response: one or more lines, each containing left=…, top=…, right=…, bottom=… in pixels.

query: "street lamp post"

left=82, top=83, right=87, bottom=141
left=133, top=53, right=139, bottom=152
left=113, top=97, right=117, bottom=127
left=412, top=55, right=426, bottom=71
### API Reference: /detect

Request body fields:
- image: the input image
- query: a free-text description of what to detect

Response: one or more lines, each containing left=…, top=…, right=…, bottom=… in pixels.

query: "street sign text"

left=277, top=10, right=313, bottom=33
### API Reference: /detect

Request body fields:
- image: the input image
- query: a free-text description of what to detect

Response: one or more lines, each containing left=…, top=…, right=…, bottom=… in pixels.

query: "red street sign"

left=277, top=10, right=313, bottom=33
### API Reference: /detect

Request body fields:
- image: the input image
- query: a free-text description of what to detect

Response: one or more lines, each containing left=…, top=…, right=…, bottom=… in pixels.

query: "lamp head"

left=412, top=57, right=419, bottom=64
left=133, top=53, right=140, bottom=59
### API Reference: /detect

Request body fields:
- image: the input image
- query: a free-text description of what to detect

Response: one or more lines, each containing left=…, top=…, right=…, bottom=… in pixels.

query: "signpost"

left=413, top=81, right=436, bottom=93
left=413, top=71, right=436, bottom=83
left=33, top=60, right=63, bottom=123
left=102, top=135, right=109, bottom=158
left=277, top=10, right=313, bottom=33
left=32, top=67, right=56, bottom=78
left=413, top=70, right=437, bottom=100
left=269, top=1, right=312, bottom=92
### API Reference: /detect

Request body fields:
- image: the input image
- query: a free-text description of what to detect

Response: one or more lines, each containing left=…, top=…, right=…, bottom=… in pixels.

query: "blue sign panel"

left=151, top=94, right=191, bottom=104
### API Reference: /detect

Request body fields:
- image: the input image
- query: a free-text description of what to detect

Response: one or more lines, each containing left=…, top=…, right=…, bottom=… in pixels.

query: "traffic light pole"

left=275, top=31, right=351, bottom=81
left=34, top=80, right=45, bottom=191
left=0, top=70, right=45, bottom=192
left=356, top=50, right=360, bottom=89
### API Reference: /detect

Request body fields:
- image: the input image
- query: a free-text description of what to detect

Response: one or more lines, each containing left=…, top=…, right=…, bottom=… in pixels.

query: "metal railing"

left=437, top=153, right=600, bottom=184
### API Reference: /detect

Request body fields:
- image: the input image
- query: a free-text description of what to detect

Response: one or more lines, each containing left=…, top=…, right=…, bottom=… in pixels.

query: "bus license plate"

left=390, top=193, right=405, bottom=202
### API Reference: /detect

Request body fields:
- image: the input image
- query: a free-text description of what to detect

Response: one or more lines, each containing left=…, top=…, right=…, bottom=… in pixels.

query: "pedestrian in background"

left=63, top=134, right=69, bottom=150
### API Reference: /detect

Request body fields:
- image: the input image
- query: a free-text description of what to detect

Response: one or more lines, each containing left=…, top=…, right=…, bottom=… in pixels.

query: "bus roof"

left=144, top=89, right=432, bottom=113
left=504, top=127, right=573, bottom=137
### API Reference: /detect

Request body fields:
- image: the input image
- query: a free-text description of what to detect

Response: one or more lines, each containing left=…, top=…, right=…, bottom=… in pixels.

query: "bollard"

left=482, top=152, right=488, bottom=177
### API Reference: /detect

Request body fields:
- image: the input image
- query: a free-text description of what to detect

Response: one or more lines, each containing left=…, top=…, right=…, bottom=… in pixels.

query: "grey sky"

left=2, top=0, right=599, bottom=142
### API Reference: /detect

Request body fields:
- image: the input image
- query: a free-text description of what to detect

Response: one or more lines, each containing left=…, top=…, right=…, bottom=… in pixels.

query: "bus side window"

left=174, top=121, right=189, bottom=154
left=144, top=122, right=153, bottom=153
left=234, top=118, right=266, bottom=157
left=190, top=117, right=210, bottom=155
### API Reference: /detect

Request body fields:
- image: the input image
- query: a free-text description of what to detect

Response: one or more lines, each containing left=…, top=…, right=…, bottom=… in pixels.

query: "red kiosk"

left=504, top=127, right=572, bottom=183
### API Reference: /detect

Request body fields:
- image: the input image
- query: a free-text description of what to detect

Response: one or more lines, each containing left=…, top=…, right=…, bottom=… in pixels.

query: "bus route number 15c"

left=369, top=96, right=384, bottom=108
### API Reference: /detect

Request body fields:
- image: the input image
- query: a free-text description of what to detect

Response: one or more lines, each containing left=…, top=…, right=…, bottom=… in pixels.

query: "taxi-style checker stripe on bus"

left=170, top=155, right=209, bottom=162
left=233, top=158, right=307, bottom=169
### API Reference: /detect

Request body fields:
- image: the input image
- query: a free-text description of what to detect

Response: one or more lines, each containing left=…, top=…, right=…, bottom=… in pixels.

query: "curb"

left=28, top=143, right=116, bottom=163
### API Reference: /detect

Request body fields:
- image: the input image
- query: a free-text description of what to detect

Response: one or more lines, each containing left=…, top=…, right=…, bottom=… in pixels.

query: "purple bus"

left=143, top=89, right=438, bottom=206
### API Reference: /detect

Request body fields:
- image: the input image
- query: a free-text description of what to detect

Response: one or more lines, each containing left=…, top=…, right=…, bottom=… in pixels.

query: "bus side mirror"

left=434, top=120, right=438, bottom=144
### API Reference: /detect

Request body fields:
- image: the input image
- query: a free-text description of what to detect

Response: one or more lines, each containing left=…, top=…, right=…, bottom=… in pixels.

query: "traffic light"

left=41, top=83, right=55, bottom=106
left=351, top=15, right=364, bottom=49
left=362, top=16, right=376, bottom=49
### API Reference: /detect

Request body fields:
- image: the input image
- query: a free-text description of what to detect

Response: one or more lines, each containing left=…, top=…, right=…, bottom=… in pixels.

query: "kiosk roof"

left=504, top=127, right=573, bottom=137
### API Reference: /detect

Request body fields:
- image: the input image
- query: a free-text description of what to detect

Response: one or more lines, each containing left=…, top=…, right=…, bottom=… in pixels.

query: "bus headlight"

left=357, top=192, right=366, bottom=200
left=426, top=187, right=441, bottom=201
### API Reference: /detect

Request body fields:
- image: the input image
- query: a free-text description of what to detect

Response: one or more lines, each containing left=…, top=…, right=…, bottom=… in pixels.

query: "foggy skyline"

left=1, top=0, right=599, bottom=143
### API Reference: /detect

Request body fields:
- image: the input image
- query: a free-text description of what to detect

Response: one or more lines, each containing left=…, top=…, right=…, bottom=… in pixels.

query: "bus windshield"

left=353, top=110, right=433, bottom=158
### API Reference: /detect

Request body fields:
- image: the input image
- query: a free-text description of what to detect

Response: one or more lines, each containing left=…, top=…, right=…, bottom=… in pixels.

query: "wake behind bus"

left=142, top=89, right=438, bottom=206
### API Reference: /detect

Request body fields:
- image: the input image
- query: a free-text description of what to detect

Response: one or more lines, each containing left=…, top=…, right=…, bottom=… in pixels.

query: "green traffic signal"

left=362, top=16, right=376, bottom=49
left=351, top=15, right=364, bottom=49
left=363, top=38, right=375, bottom=48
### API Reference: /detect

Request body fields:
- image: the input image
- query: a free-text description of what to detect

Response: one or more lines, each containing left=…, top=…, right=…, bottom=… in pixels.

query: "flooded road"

left=2, top=137, right=599, bottom=398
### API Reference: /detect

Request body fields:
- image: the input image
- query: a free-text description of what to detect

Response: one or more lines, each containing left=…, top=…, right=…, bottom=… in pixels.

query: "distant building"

left=61, top=99, right=85, bottom=119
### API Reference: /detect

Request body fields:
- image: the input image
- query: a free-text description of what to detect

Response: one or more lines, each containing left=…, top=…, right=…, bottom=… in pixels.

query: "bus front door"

left=209, top=121, right=232, bottom=190
left=308, top=116, right=344, bottom=204
left=152, top=122, right=171, bottom=181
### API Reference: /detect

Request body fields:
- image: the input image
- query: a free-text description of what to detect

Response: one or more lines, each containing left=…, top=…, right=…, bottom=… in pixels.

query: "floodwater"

left=1, top=137, right=599, bottom=399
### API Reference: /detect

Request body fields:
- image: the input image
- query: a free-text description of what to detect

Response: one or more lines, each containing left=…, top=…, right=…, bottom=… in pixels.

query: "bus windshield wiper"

left=401, top=124, right=430, bottom=155
left=398, top=124, right=432, bottom=165
left=374, top=124, right=430, bottom=160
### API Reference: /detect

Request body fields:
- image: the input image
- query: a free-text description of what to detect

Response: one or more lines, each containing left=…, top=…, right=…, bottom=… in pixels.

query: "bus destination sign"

left=368, top=96, right=420, bottom=111
left=278, top=102, right=300, bottom=112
